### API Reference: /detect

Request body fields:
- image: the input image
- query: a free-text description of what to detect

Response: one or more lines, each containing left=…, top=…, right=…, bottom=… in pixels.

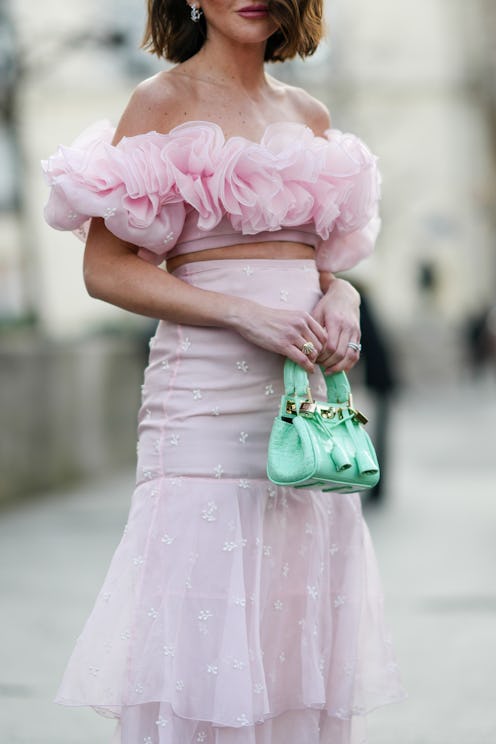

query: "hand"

left=311, top=276, right=361, bottom=374
left=233, top=303, right=327, bottom=373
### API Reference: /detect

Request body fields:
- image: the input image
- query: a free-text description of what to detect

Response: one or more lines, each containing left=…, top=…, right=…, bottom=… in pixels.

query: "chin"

left=229, top=20, right=277, bottom=43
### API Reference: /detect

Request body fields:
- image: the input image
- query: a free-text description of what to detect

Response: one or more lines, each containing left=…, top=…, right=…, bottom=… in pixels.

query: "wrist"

left=222, top=296, right=258, bottom=332
left=319, top=271, right=337, bottom=293
left=322, top=275, right=360, bottom=306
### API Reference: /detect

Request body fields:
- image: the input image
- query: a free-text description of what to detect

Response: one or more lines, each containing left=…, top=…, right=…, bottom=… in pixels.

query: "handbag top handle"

left=283, top=359, right=351, bottom=405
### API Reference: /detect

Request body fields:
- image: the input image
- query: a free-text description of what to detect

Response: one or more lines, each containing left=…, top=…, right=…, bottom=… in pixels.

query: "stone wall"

left=0, top=334, right=146, bottom=504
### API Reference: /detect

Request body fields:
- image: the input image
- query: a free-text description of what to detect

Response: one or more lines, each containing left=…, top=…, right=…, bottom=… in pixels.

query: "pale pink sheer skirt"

left=55, top=259, right=406, bottom=743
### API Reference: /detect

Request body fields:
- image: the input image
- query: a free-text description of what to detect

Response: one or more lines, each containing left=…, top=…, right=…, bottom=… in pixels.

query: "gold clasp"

left=347, top=393, right=368, bottom=424
left=352, top=409, right=369, bottom=425
left=299, top=401, right=317, bottom=414
left=320, top=407, right=336, bottom=419
left=285, top=399, right=297, bottom=414
left=298, top=386, right=316, bottom=415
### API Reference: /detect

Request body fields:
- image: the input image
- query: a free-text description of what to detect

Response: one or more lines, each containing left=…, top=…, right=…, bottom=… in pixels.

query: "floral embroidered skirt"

left=55, top=259, right=406, bottom=743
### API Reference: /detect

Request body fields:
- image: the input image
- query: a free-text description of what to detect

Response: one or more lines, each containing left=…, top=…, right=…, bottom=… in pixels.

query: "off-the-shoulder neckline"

left=116, top=118, right=336, bottom=146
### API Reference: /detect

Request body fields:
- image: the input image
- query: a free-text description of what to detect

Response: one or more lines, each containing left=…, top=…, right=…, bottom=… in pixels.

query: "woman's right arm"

left=83, top=217, right=326, bottom=372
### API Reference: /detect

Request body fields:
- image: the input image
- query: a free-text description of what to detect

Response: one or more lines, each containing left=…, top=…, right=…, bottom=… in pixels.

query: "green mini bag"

left=267, top=359, right=380, bottom=492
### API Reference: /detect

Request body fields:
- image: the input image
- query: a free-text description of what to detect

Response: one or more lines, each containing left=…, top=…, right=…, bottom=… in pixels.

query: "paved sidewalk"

left=1, top=379, right=496, bottom=744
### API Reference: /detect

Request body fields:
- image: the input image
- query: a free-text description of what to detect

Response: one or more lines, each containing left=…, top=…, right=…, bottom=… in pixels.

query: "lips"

left=237, top=4, right=269, bottom=15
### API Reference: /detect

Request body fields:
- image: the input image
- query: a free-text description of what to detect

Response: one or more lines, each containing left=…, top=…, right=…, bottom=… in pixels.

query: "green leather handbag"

left=267, top=359, right=380, bottom=492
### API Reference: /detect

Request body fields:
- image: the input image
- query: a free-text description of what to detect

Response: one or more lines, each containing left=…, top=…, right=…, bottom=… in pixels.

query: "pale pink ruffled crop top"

left=42, top=119, right=382, bottom=273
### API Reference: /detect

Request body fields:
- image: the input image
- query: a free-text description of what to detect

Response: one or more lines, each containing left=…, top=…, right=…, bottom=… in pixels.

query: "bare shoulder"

left=112, top=69, right=192, bottom=143
left=285, top=84, right=332, bottom=135
left=268, top=77, right=331, bottom=136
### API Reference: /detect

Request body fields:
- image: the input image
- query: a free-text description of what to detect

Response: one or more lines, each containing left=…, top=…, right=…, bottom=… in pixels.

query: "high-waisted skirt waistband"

left=170, top=257, right=320, bottom=299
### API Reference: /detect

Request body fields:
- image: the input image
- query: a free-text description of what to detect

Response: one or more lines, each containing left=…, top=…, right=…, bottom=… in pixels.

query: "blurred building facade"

left=1, top=0, right=495, bottom=346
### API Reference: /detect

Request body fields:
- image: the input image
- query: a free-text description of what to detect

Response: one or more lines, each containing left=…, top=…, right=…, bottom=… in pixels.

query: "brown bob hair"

left=142, top=0, right=324, bottom=63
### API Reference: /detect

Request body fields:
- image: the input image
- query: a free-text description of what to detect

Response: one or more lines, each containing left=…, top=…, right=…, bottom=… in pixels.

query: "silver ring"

left=347, top=342, right=362, bottom=352
left=301, top=341, right=316, bottom=356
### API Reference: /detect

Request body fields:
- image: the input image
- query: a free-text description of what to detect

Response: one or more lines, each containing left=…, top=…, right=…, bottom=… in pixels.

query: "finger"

left=318, top=352, right=335, bottom=372
left=288, top=347, right=316, bottom=373
left=318, top=331, right=348, bottom=372
left=280, top=313, right=327, bottom=372
left=297, top=334, right=322, bottom=361
left=306, top=314, right=328, bottom=347
left=295, top=320, right=326, bottom=357
left=343, top=330, right=362, bottom=360
left=324, top=334, right=362, bottom=374
left=320, top=327, right=346, bottom=369
left=325, top=354, right=359, bottom=374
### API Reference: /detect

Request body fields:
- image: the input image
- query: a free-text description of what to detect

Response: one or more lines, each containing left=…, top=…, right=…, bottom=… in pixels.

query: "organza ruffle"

left=111, top=702, right=370, bottom=744
left=55, top=476, right=405, bottom=727
left=41, top=120, right=381, bottom=272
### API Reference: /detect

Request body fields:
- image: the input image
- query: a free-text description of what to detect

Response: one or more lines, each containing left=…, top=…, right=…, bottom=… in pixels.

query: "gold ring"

left=301, top=341, right=316, bottom=356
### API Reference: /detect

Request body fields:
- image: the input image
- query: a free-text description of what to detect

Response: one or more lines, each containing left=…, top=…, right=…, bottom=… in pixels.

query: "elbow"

left=82, top=217, right=128, bottom=300
left=84, top=275, right=97, bottom=299
left=83, top=228, right=139, bottom=302
left=83, top=258, right=104, bottom=300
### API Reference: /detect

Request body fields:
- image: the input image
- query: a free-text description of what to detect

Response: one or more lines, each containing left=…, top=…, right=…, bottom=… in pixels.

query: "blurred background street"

left=1, top=0, right=496, bottom=742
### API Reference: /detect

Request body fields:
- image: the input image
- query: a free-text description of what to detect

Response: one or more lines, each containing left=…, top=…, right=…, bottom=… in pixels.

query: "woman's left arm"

left=312, top=272, right=361, bottom=373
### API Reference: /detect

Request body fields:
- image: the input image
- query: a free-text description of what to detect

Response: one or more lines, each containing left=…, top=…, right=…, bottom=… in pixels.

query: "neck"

left=194, top=38, right=268, bottom=94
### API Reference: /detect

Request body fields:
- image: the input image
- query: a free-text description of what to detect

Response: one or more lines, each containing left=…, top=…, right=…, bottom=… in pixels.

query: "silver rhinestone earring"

left=190, top=4, right=202, bottom=21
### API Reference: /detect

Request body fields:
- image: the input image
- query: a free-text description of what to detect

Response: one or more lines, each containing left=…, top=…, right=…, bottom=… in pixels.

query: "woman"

left=42, top=0, right=406, bottom=741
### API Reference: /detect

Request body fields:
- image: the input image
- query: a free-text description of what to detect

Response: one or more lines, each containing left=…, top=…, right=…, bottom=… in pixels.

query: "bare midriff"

left=166, top=241, right=314, bottom=273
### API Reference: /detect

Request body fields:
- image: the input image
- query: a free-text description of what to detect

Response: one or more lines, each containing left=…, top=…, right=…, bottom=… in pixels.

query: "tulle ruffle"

left=111, top=702, right=370, bottom=744
left=55, top=476, right=406, bottom=727
left=41, top=120, right=381, bottom=272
